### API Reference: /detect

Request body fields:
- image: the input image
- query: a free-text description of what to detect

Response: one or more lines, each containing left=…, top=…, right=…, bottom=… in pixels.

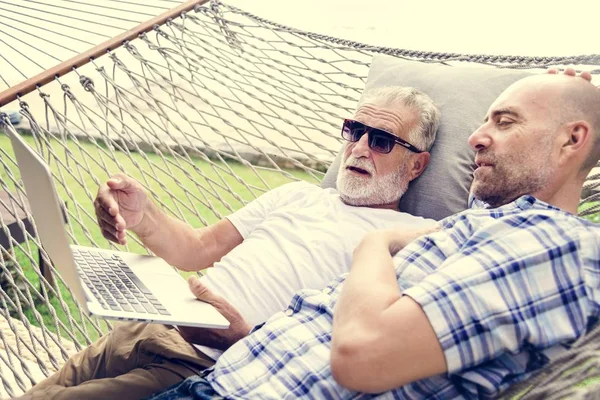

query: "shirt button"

left=285, top=309, right=294, bottom=316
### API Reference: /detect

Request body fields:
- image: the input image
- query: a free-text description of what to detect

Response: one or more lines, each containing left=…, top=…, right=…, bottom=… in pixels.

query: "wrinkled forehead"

left=353, top=102, right=418, bottom=137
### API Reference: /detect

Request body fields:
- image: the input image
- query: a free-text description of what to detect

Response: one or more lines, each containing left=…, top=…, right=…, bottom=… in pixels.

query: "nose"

left=350, top=132, right=371, bottom=158
left=468, top=123, right=493, bottom=152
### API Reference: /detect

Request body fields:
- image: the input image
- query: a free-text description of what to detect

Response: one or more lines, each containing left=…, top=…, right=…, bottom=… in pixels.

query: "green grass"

left=0, top=133, right=316, bottom=344
left=579, top=201, right=600, bottom=223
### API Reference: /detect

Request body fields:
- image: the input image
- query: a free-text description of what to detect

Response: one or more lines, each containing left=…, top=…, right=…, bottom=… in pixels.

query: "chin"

left=339, top=193, right=370, bottom=206
left=339, top=192, right=402, bottom=208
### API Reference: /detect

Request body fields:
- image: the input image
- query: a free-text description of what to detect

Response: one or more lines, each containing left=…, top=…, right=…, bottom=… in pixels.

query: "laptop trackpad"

left=133, top=267, right=228, bottom=326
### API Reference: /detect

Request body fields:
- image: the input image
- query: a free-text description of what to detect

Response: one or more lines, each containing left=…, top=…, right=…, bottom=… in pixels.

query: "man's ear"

left=408, top=152, right=430, bottom=182
left=560, top=120, right=591, bottom=162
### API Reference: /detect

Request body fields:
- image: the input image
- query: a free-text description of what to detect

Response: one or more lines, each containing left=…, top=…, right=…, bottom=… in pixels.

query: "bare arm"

left=331, top=229, right=445, bottom=393
left=95, top=174, right=243, bottom=271
left=134, top=201, right=243, bottom=271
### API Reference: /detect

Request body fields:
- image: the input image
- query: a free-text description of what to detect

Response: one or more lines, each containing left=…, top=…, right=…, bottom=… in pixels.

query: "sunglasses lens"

left=342, top=120, right=366, bottom=142
left=342, top=120, right=403, bottom=154
left=369, top=132, right=394, bottom=154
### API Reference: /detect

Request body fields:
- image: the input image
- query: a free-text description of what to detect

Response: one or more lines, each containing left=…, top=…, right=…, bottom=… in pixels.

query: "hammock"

left=0, top=0, right=599, bottom=398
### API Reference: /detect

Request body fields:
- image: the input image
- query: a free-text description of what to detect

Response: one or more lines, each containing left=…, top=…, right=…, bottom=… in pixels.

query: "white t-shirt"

left=194, top=181, right=435, bottom=359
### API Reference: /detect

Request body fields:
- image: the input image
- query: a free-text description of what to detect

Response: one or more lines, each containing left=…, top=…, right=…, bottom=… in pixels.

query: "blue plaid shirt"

left=207, top=196, right=600, bottom=399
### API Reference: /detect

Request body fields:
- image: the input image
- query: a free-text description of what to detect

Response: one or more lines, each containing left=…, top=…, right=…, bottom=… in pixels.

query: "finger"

left=95, top=210, right=126, bottom=244
left=580, top=71, right=593, bottom=82
left=564, top=67, right=576, bottom=76
left=416, top=223, right=441, bottom=236
left=97, top=207, right=126, bottom=231
left=106, top=174, right=134, bottom=192
left=100, top=228, right=119, bottom=244
left=546, top=68, right=558, bottom=75
left=100, top=227, right=126, bottom=245
left=426, top=223, right=441, bottom=234
left=95, top=187, right=120, bottom=217
left=188, top=276, right=219, bottom=302
left=96, top=206, right=118, bottom=229
left=101, top=219, right=118, bottom=237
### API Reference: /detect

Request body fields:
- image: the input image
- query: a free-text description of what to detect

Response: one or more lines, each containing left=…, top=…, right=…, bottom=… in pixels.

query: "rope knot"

left=61, top=84, right=76, bottom=100
left=210, top=0, right=222, bottom=11
left=0, top=112, right=9, bottom=126
left=154, top=26, right=168, bottom=39
left=79, top=76, right=95, bottom=91
left=124, top=42, right=140, bottom=57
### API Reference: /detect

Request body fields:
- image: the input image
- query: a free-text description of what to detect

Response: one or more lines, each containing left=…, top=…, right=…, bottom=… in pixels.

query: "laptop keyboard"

left=72, top=249, right=171, bottom=316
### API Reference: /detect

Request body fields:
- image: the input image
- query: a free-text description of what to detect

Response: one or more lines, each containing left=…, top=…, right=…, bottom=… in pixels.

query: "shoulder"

left=261, top=181, right=321, bottom=199
left=261, top=181, right=326, bottom=205
left=275, top=181, right=321, bottom=193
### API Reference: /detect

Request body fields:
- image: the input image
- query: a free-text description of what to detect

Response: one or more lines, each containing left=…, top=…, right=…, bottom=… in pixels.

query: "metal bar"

left=0, top=0, right=209, bottom=107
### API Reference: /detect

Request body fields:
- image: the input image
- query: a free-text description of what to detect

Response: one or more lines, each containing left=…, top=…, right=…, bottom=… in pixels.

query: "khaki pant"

left=26, top=322, right=214, bottom=400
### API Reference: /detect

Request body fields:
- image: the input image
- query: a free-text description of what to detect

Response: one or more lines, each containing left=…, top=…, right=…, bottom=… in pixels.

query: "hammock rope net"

left=0, top=1, right=599, bottom=398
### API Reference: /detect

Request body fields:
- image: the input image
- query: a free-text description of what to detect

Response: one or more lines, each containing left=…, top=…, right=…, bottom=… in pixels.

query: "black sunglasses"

left=341, top=119, right=423, bottom=154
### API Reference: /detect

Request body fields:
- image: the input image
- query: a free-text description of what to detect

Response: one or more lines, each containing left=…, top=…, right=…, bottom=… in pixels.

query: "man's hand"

left=178, top=276, right=252, bottom=350
left=94, top=174, right=148, bottom=245
left=547, top=67, right=593, bottom=82
left=360, top=224, right=440, bottom=257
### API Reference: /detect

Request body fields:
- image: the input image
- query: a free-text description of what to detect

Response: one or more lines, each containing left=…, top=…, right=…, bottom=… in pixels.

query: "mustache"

left=475, top=151, right=498, bottom=165
left=343, top=156, right=375, bottom=174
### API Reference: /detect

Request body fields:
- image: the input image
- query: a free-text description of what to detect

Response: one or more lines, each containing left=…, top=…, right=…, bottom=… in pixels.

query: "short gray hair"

left=357, top=86, right=440, bottom=151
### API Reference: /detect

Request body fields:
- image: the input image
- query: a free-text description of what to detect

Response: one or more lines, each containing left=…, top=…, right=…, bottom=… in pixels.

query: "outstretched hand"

left=177, top=276, right=252, bottom=350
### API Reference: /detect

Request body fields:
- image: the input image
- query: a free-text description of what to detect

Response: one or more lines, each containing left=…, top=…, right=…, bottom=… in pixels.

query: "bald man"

left=148, top=72, right=600, bottom=400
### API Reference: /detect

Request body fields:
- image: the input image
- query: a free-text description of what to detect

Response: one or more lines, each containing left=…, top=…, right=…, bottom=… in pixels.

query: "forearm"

left=331, top=231, right=446, bottom=392
left=335, top=233, right=401, bottom=333
left=132, top=201, right=237, bottom=271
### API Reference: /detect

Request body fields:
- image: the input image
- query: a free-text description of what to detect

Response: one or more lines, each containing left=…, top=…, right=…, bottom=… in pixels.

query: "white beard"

left=336, top=155, right=410, bottom=207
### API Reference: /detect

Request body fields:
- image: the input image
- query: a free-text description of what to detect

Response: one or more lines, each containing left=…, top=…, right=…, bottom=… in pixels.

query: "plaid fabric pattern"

left=206, top=196, right=600, bottom=399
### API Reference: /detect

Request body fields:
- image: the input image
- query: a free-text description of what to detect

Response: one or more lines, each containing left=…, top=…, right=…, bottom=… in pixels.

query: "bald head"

left=552, top=75, right=600, bottom=169
left=494, top=74, right=600, bottom=170
left=470, top=73, right=600, bottom=211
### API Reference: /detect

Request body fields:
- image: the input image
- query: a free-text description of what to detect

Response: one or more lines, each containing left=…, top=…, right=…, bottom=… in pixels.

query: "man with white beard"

left=22, top=86, right=440, bottom=400
left=336, top=87, right=434, bottom=207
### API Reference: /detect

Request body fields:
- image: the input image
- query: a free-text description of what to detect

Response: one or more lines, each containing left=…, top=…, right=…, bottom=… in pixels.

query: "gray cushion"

left=321, top=55, right=532, bottom=220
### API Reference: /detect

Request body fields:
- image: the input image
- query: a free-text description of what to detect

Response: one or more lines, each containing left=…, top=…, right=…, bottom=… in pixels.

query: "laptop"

left=5, top=129, right=229, bottom=329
